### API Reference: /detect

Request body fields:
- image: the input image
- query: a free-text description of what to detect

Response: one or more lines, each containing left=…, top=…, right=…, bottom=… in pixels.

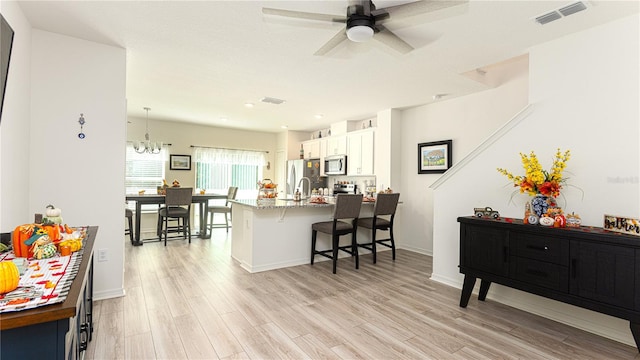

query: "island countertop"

left=231, top=197, right=376, bottom=210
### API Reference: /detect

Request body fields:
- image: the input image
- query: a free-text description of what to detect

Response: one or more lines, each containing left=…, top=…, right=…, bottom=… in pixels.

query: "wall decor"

left=77, top=113, right=86, bottom=139
left=603, top=214, right=640, bottom=236
left=418, top=140, right=452, bottom=174
left=169, top=154, right=191, bottom=170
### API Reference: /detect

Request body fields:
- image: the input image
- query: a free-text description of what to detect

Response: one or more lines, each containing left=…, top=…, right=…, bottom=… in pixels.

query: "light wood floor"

left=86, top=230, right=639, bottom=359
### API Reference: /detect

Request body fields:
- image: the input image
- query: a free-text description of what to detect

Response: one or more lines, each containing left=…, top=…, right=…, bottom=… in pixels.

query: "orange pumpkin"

left=12, top=224, right=35, bottom=258
left=0, top=261, right=20, bottom=294
left=42, top=224, right=62, bottom=243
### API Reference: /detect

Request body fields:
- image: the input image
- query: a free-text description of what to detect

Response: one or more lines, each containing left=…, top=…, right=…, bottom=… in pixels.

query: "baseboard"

left=398, top=245, right=432, bottom=257
left=94, top=287, right=125, bottom=301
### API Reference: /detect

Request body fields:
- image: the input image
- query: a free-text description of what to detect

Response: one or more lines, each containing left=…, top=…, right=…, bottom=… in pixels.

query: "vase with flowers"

left=497, top=148, right=571, bottom=218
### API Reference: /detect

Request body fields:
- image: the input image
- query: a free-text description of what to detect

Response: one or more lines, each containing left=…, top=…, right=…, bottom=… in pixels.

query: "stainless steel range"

left=333, top=183, right=357, bottom=194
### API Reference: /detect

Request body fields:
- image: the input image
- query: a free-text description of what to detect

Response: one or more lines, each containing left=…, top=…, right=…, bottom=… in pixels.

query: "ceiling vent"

left=534, top=1, right=589, bottom=25
left=535, top=11, right=562, bottom=25
left=260, top=97, right=285, bottom=105
left=559, top=1, right=588, bottom=17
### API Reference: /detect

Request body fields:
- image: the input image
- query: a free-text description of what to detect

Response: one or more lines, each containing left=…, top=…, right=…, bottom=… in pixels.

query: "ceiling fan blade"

left=314, top=29, right=348, bottom=56
left=373, top=0, right=468, bottom=23
left=373, top=25, right=413, bottom=54
left=262, top=8, right=347, bottom=23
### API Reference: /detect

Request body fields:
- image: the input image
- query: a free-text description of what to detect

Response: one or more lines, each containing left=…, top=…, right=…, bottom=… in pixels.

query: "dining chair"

left=208, top=186, right=238, bottom=232
left=158, top=187, right=193, bottom=246
left=357, top=193, right=400, bottom=263
left=125, top=208, right=134, bottom=244
left=311, top=193, right=363, bottom=274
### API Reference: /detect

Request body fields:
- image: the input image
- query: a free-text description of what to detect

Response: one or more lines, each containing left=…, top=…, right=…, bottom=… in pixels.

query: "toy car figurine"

left=474, top=207, right=500, bottom=219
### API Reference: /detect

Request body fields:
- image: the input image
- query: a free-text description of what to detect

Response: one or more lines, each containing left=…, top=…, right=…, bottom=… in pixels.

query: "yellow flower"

left=497, top=148, right=571, bottom=198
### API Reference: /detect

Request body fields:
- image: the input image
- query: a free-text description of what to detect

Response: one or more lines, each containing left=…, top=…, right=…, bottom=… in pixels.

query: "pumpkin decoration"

left=59, top=238, right=82, bottom=253
left=42, top=224, right=63, bottom=242
left=45, top=205, right=61, bottom=217
left=12, top=224, right=36, bottom=258
left=0, top=261, right=20, bottom=294
left=43, top=205, right=63, bottom=225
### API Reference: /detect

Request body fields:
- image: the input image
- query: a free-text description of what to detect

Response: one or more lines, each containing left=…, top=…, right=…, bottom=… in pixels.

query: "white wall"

left=127, top=117, right=278, bottom=189
left=398, top=58, right=529, bottom=255
left=0, top=2, right=32, bottom=230
left=127, top=118, right=279, bottom=234
left=431, top=15, right=639, bottom=345
left=29, top=30, right=127, bottom=300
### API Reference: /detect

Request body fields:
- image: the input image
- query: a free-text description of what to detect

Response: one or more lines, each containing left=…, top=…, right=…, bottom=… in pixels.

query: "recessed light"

left=314, top=114, right=324, bottom=119
left=244, top=102, right=255, bottom=108
left=281, top=125, right=288, bottom=129
left=220, top=117, right=228, bottom=122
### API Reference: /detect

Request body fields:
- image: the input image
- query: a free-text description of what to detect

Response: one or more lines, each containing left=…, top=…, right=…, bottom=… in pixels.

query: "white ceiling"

left=17, top=0, right=639, bottom=133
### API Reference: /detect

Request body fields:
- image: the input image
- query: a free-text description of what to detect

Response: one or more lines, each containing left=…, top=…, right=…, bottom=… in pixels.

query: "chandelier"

left=134, top=107, right=162, bottom=154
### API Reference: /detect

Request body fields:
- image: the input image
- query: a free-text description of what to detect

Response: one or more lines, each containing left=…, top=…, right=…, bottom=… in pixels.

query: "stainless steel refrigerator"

left=286, top=158, right=327, bottom=197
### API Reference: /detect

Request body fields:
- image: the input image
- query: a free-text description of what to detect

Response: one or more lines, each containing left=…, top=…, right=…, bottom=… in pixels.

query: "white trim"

left=430, top=103, right=535, bottom=190
left=94, top=288, right=126, bottom=301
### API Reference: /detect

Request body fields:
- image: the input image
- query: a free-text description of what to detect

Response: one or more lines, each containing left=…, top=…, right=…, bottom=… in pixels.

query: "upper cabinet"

left=301, top=139, right=321, bottom=159
left=325, top=135, right=347, bottom=156
left=347, top=129, right=374, bottom=176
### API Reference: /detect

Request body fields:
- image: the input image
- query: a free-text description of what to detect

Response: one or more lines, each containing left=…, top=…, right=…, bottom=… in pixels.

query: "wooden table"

left=125, top=193, right=227, bottom=246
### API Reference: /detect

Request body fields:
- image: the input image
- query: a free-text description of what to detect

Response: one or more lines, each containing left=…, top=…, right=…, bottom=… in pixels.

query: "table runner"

left=0, top=228, right=86, bottom=313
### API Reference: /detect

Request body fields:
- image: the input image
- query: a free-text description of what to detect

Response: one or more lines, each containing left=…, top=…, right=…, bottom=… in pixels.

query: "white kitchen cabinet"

left=301, top=139, right=321, bottom=159
left=325, top=135, right=347, bottom=156
left=347, top=129, right=374, bottom=176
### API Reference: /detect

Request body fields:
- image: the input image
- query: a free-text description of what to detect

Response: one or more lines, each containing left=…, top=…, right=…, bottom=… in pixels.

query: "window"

left=125, top=144, right=167, bottom=210
left=194, top=147, right=265, bottom=199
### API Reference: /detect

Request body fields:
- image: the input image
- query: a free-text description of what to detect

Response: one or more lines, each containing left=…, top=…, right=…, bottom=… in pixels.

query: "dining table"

left=125, top=192, right=227, bottom=246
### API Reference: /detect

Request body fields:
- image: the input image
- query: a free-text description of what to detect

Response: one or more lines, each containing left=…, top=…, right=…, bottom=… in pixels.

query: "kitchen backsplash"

left=327, top=175, right=376, bottom=194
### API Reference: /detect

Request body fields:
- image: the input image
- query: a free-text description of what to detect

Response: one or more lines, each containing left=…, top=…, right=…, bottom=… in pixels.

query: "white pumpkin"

left=45, top=205, right=61, bottom=217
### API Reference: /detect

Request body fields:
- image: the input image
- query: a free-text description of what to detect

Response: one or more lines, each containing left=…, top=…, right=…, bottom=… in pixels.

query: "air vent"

left=559, top=1, right=587, bottom=17
left=535, top=11, right=562, bottom=25
left=534, top=2, right=589, bottom=25
left=260, top=97, right=285, bottom=105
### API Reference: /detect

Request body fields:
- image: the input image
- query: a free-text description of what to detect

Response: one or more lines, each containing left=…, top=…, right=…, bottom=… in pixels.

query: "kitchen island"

left=230, top=198, right=374, bottom=273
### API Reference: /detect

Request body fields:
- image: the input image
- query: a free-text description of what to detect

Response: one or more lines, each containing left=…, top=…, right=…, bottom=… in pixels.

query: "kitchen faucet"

left=298, top=177, right=311, bottom=198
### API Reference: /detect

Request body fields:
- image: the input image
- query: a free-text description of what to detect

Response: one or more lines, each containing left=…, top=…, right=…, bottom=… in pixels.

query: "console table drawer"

left=512, top=232, right=569, bottom=265
left=510, top=257, right=569, bottom=292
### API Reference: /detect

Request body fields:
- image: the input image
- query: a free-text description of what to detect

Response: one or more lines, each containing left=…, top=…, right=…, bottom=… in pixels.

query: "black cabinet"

left=570, top=240, right=635, bottom=310
left=1, top=226, right=97, bottom=360
left=458, top=217, right=640, bottom=350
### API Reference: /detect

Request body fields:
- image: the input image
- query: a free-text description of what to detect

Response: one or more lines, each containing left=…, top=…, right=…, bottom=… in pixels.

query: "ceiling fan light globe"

left=346, top=25, right=374, bottom=42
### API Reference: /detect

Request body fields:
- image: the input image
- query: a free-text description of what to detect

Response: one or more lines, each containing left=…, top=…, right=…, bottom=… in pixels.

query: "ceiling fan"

left=262, top=0, right=468, bottom=56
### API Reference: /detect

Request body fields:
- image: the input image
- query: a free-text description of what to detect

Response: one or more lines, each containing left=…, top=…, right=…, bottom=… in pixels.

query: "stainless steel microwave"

left=324, top=155, right=347, bottom=175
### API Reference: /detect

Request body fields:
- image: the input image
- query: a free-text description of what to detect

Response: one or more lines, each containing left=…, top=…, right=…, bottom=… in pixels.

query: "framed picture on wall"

left=170, top=154, right=191, bottom=170
left=418, top=140, right=452, bottom=174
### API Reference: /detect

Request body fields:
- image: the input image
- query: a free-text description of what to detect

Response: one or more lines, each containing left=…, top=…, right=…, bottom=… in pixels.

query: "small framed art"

left=170, top=154, right=191, bottom=170
left=418, top=140, right=452, bottom=174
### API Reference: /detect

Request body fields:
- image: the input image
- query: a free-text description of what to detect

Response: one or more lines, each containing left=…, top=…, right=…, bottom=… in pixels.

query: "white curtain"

left=193, top=147, right=266, bottom=166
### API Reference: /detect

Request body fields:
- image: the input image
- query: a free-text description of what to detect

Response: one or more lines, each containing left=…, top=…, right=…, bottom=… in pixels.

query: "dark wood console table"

left=458, top=216, right=640, bottom=351
left=1, top=226, right=97, bottom=359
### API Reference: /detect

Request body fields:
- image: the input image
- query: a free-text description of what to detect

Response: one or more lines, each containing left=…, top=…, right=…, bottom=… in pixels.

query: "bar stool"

left=208, top=186, right=238, bottom=232
left=357, top=193, right=400, bottom=263
left=158, top=187, right=193, bottom=246
left=311, top=194, right=363, bottom=274
left=125, top=209, right=134, bottom=244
